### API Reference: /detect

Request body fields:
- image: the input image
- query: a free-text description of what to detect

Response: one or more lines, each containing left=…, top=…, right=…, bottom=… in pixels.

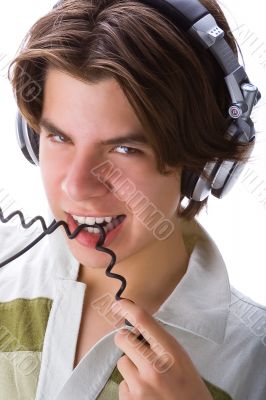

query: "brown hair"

left=9, top=0, right=251, bottom=219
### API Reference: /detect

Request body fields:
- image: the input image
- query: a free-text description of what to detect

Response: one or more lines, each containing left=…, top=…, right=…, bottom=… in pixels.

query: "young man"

left=0, top=0, right=265, bottom=399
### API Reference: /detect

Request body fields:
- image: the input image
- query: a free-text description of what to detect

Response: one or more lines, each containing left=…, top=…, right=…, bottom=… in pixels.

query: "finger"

left=115, top=329, right=158, bottom=374
left=119, top=380, right=131, bottom=400
left=112, top=299, right=177, bottom=355
left=117, top=354, right=140, bottom=389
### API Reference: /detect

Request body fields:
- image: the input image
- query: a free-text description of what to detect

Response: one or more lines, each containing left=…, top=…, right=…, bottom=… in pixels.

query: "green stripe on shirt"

left=0, top=298, right=53, bottom=399
left=0, top=298, right=53, bottom=352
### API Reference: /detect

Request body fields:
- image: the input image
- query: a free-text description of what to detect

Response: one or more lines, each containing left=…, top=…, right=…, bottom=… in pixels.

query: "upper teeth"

left=73, top=215, right=116, bottom=225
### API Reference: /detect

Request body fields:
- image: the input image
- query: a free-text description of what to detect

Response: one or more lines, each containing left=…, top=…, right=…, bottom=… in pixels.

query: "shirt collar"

left=48, top=210, right=231, bottom=344
left=153, top=218, right=231, bottom=344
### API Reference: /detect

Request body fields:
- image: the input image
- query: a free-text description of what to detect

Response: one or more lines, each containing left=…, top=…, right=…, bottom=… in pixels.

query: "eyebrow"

left=39, top=118, right=149, bottom=146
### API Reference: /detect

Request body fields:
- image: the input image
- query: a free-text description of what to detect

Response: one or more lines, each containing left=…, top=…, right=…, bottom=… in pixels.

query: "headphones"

left=16, top=0, right=261, bottom=201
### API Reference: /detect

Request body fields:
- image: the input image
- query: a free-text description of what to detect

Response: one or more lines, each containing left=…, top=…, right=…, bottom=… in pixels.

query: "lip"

left=66, top=213, right=126, bottom=248
left=67, top=211, right=126, bottom=218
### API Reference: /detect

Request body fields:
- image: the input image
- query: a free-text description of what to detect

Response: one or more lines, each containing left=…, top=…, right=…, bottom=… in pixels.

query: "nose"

left=61, top=152, right=113, bottom=202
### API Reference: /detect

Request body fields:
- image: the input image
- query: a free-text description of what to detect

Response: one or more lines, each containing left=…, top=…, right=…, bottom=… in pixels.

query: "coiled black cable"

left=0, top=207, right=146, bottom=337
left=0, top=207, right=127, bottom=300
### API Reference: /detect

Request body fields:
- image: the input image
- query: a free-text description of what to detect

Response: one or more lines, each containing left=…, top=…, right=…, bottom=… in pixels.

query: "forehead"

left=42, top=68, right=147, bottom=144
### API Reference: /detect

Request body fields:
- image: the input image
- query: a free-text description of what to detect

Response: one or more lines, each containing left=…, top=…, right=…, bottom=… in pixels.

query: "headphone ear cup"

left=181, top=161, right=220, bottom=201
left=211, top=121, right=255, bottom=198
left=181, top=120, right=256, bottom=202
left=181, top=169, right=201, bottom=199
left=16, top=112, right=39, bottom=165
left=211, top=159, right=243, bottom=198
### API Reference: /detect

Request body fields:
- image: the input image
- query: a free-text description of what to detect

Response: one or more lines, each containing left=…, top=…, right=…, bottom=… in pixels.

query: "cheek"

left=116, top=171, right=181, bottom=221
left=143, top=180, right=181, bottom=219
left=158, top=176, right=181, bottom=210
left=39, top=140, right=65, bottom=203
left=39, top=165, right=59, bottom=212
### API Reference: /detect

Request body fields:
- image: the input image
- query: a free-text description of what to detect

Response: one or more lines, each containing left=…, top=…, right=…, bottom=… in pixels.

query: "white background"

left=0, top=1, right=265, bottom=304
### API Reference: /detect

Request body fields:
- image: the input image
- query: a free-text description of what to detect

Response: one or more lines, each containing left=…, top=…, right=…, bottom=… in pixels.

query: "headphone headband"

left=139, top=0, right=209, bottom=29
left=16, top=0, right=261, bottom=201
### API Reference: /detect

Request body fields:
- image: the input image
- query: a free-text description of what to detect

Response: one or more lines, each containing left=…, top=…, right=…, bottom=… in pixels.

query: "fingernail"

left=117, top=328, right=128, bottom=336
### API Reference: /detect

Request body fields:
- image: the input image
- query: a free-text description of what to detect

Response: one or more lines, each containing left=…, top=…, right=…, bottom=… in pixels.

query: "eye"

left=46, top=133, right=70, bottom=143
left=113, top=145, right=141, bottom=155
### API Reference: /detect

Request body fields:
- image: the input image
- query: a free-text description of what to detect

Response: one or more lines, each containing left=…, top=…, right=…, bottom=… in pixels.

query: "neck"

left=78, top=218, right=190, bottom=314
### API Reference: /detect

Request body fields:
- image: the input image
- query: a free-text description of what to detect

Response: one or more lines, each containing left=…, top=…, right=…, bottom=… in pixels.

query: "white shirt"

left=0, top=216, right=265, bottom=399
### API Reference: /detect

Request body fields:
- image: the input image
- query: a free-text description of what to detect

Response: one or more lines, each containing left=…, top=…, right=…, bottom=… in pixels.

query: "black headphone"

left=16, top=0, right=261, bottom=201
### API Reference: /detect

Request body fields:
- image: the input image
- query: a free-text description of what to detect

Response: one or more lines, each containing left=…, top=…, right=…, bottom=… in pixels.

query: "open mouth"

left=72, top=214, right=126, bottom=234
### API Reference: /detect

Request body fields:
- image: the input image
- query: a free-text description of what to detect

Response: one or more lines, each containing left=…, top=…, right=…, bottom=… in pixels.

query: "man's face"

left=39, top=68, right=182, bottom=269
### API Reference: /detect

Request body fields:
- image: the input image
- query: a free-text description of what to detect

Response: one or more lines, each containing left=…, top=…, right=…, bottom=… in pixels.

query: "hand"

left=112, top=299, right=213, bottom=400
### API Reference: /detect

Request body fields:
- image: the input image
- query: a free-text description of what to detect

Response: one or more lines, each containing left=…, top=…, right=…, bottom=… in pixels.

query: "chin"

left=68, top=241, right=113, bottom=268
